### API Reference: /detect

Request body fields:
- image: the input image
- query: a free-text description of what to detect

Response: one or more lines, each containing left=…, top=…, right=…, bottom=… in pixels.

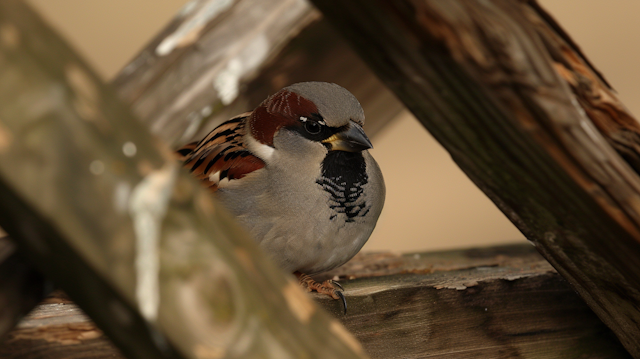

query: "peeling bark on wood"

left=309, top=0, right=640, bottom=356
left=2, top=245, right=630, bottom=359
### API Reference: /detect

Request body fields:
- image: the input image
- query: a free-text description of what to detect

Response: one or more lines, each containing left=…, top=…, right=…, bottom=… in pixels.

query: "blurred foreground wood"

left=1, top=244, right=630, bottom=359
left=0, top=1, right=365, bottom=358
left=311, top=0, right=640, bottom=356
left=0, top=1, right=402, bottom=357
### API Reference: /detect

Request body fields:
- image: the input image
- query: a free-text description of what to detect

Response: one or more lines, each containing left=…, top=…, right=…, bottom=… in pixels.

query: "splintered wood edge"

left=312, top=244, right=554, bottom=299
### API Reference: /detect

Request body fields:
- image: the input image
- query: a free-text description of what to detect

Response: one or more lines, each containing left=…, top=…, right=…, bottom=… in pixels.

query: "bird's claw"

left=329, top=279, right=344, bottom=291
left=295, top=272, right=348, bottom=315
left=336, top=290, right=347, bottom=315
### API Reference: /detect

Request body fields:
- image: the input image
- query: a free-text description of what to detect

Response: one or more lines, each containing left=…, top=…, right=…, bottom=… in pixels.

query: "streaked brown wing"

left=178, top=113, right=265, bottom=191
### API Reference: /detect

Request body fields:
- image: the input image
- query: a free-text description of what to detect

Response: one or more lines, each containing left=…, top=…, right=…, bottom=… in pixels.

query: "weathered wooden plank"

left=111, top=0, right=318, bottom=146
left=317, top=245, right=631, bottom=358
left=111, top=2, right=403, bottom=147
left=203, top=19, right=405, bottom=141
left=0, top=1, right=365, bottom=358
left=309, top=0, right=640, bottom=356
left=0, top=291, right=122, bottom=359
left=2, top=245, right=629, bottom=359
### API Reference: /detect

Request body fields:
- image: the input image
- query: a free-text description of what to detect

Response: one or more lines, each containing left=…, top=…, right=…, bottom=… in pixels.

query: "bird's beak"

left=322, top=121, right=373, bottom=152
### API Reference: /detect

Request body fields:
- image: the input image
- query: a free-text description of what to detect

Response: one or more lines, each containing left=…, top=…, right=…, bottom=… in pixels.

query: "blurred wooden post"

left=0, top=1, right=366, bottom=358
left=310, top=0, right=640, bottom=357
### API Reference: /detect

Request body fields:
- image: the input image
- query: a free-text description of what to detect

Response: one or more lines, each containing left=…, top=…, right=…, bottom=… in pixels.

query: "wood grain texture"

left=111, top=0, right=318, bottom=147
left=1, top=291, right=122, bottom=359
left=309, top=0, right=640, bottom=356
left=2, top=245, right=630, bottom=359
left=315, top=245, right=630, bottom=358
left=112, top=3, right=403, bottom=148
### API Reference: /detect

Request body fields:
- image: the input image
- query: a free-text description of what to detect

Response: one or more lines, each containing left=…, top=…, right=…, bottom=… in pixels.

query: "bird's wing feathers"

left=178, top=113, right=265, bottom=191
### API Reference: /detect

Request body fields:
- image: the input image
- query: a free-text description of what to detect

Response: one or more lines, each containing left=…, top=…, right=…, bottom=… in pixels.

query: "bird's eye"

left=304, top=121, right=322, bottom=135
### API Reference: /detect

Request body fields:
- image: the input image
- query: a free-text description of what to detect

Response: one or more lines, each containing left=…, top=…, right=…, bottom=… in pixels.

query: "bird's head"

left=247, top=82, right=372, bottom=161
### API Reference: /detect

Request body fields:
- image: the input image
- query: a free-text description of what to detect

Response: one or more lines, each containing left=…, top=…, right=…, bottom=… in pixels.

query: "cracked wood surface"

left=1, top=245, right=630, bottom=359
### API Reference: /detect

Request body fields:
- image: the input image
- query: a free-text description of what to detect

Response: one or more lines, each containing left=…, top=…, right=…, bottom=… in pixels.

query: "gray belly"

left=256, top=211, right=376, bottom=274
left=215, top=150, right=385, bottom=275
left=217, top=183, right=380, bottom=274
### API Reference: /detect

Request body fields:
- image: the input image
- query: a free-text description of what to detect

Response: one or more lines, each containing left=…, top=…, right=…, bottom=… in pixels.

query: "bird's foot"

left=295, top=272, right=347, bottom=314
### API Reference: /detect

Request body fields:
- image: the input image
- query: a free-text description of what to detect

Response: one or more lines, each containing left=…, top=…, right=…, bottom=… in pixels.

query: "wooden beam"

left=2, top=245, right=630, bottom=358
left=111, top=2, right=403, bottom=147
left=0, top=292, right=122, bottom=359
left=207, top=19, right=405, bottom=140
left=317, top=245, right=632, bottom=358
left=111, top=0, right=318, bottom=146
left=309, top=0, right=640, bottom=356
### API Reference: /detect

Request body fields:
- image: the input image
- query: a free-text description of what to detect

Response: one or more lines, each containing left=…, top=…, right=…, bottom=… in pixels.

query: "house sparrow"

left=177, top=82, right=385, bottom=313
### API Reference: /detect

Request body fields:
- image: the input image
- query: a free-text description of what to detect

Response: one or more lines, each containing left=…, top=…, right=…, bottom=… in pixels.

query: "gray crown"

left=286, top=82, right=365, bottom=127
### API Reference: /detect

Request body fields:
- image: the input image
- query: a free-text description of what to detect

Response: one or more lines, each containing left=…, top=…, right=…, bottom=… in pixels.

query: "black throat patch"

left=316, top=151, right=369, bottom=222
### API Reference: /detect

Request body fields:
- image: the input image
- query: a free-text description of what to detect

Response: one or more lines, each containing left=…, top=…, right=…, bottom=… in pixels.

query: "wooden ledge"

left=0, top=244, right=631, bottom=359
left=317, top=244, right=630, bottom=358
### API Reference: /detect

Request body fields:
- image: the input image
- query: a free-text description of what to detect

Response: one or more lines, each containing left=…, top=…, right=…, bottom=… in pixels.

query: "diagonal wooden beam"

left=111, top=1, right=403, bottom=147
left=310, top=0, right=640, bottom=356
left=111, top=0, right=318, bottom=146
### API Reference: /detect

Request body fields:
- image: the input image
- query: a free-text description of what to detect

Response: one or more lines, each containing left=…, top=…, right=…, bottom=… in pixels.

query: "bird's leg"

left=295, top=271, right=347, bottom=314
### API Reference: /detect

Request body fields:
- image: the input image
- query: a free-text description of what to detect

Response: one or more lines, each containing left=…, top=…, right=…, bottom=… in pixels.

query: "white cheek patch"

left=245, top=133, right=275, bottom=161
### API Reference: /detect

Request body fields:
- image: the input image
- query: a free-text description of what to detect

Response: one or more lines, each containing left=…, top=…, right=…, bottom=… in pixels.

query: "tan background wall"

left=26, top=0, right=640, bottom=252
